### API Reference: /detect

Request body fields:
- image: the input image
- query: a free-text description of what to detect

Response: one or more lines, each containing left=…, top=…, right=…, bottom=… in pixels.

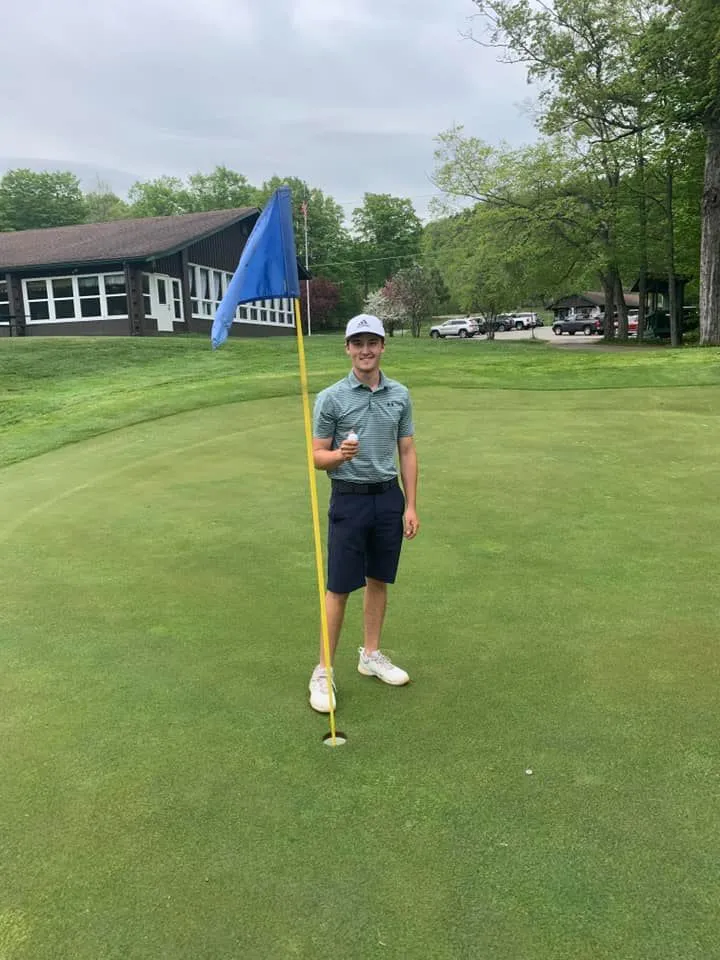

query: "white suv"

left=429, top=318, right=479, bottom=339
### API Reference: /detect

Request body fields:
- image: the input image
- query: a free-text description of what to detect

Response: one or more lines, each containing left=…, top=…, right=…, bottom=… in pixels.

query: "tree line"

left=2, top=0, right=716, bottom=343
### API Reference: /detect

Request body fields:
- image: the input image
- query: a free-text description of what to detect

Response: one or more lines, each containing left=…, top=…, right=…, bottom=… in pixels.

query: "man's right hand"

left=338, top=438, right=360, bottom=463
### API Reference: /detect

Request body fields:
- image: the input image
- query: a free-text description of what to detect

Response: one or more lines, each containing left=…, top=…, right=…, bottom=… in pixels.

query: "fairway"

left=2, top=341, right=720, bottom=959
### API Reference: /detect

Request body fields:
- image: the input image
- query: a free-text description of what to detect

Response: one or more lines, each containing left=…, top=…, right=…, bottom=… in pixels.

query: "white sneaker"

left=309, top=665, right=336, bottom=713
left=357, top=648, right=410, bottom=686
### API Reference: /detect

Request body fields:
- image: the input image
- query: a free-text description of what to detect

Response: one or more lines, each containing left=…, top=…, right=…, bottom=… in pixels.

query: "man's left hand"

left=404, top=508, right=420, bottom=540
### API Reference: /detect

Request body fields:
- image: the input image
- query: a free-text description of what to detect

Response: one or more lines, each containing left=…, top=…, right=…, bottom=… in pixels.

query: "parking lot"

left=453, top=325, right=601, bottom=346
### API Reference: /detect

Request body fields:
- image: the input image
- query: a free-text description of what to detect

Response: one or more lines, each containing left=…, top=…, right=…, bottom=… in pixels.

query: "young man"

left=309, top=314, right=420, bottom=713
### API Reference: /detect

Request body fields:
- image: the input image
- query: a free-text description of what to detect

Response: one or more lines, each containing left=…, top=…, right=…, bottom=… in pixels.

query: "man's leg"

left=310, top=590, right=348, bottom=713
left=320, top=590, right=349, bottom=666
left=362, top=577, right=387, bottom=655
left=357, top=487, right=409, bottom=686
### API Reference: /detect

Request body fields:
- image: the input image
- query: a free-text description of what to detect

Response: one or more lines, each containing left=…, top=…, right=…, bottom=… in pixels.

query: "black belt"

left=331, top=478, right=398, bottom=495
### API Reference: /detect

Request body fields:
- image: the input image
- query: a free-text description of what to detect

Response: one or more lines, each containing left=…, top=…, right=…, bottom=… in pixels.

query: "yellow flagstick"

left=293, top=298, right=339, bottom=745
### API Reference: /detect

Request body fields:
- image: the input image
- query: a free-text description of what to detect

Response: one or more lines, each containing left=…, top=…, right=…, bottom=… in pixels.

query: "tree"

left=383, top=265, right=437, bottom=337
left=128, top=167, right=257, bottom=218
left=300, top=277, right=341, bottom=331
left=428, top=206, right=527, bottom=339
left=352, top=194, right=423, bottom=294
left=670, top=0, right=720, bottom=343
left=365, top=288, right=405, bottom=337
left=432, top=131, right=604, bottom=301
left=187, top=166, right=258, bottom=211
left=467, top=0, right=717, bottom=343
left=127, top=176, right=193, bottom=217
left=84, top=180, right=130, bottom=223
left=0, top=169, right=87, bottom=231
left=428, top=266, right=455, bottom=315
left=468, top=0, right=659, bottom=340
left=426, top=182, right=594, bottom=338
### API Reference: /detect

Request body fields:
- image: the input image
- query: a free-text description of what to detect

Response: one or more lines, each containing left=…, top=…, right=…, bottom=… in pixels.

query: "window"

left=25, top=279, right=50, bottom=320
left=188, top=265, right=198, bottom=315
left=142, top=274, right=152, bottom=316
left=23, top=273, right=129, bottom=322
left=191, top=266, right=219, bottom=317
left=105, top=274, right=128, bottom=317
left=281, top=298, right=295, bottom=325
left=171, top=280, right=182, bottom=320
left=77, top=276, right=101, bottom=318
left=51, top=278, right=74, bottom=319
left=0, top=280, right=10, bottom=322
left=188, top=263, right=293, bottom=326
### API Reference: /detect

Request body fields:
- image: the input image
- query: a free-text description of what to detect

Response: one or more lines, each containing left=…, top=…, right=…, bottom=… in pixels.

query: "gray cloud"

left=1, top=0, right=536, bottom=218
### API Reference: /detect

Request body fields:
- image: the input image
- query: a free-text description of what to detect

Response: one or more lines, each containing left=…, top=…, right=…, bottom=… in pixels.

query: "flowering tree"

left=365, top=288, right=405, bottom=336
left=383, top=265, right=437, bottom=337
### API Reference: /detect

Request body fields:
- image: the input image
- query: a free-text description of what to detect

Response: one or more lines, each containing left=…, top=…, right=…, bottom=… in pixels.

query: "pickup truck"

left=552, top=316, right=603, bottom=336
left=511, top=312, right=542, bottom=330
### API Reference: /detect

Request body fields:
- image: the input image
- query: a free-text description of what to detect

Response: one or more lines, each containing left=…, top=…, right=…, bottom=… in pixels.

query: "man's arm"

left=398, top=436, right=419, bottom=539
left=313, top=436, right=359, bottom=471
left=313, top=389, right=358, bottom=470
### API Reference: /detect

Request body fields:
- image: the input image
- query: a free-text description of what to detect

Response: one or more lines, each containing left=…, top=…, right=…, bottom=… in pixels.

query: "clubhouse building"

left=0, top=208, right=306, bottom=338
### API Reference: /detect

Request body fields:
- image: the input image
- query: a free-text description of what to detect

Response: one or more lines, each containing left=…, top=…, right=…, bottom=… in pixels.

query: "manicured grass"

left=3, top=333, right=720, bottom=467
left=1, top=337, right=720, bottom=958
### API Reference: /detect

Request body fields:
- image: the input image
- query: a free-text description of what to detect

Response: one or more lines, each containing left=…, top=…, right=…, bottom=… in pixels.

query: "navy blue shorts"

left=327, top=480, right=406, bottom=594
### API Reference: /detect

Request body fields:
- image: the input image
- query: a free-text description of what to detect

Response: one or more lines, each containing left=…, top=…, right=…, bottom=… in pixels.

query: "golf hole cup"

left=323, top=732, right=348, bottom=747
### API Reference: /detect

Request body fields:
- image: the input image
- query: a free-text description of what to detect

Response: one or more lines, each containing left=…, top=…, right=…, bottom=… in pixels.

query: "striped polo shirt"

left=313, top=370, right=414, bottom=483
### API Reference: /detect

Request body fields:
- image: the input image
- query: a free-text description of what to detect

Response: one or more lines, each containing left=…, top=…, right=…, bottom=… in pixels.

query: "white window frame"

left=22, top=273, right=129, bottom=324
left=188, top=262, right=295, bottom=327
left=171, top=278, right=183, bottom=321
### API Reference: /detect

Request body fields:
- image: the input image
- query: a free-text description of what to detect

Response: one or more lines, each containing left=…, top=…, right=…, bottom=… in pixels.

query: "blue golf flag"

left=211, top=187, right=301, bottom=349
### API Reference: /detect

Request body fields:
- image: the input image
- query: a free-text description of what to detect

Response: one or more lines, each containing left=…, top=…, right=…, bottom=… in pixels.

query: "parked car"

left=429, top=317, right=479, bottom=339
left=608, top=312, right=639, bottom=335
left=511, top=312, right=542, bottom=330
left=478, top=315, right=512, bottom=333
left=552, top=316, right=603, bottom=336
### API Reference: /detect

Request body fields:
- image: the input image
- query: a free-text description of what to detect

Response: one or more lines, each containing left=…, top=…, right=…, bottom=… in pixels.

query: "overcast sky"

left=2, top=0, right=537, bottom=219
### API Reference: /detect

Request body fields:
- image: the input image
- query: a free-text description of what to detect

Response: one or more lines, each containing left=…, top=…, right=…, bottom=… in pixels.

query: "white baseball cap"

left=345, top=314, right=386, bottom=340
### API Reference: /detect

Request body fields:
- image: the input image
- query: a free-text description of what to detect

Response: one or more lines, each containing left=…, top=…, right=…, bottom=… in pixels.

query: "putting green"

left=2, top=386, right=720, bottom=959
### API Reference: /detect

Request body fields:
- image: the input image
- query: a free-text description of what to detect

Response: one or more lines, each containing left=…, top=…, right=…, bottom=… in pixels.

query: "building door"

left=150, top=275, right=175, bottom=332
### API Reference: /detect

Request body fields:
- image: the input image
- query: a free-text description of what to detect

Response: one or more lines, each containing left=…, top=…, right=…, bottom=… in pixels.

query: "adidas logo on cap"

left=345, top=314, right=386, bottom=340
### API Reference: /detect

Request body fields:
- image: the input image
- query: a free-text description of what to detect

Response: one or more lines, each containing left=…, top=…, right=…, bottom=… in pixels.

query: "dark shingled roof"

left=0, top=208, right=258, bottom=270
left=548, top=290, right=641, bottom=309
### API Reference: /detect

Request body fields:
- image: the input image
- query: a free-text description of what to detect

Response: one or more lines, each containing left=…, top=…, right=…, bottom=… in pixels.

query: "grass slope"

left=1, top=337, right=720, bottom=958
left=4, top=334, right=720, bottom=467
